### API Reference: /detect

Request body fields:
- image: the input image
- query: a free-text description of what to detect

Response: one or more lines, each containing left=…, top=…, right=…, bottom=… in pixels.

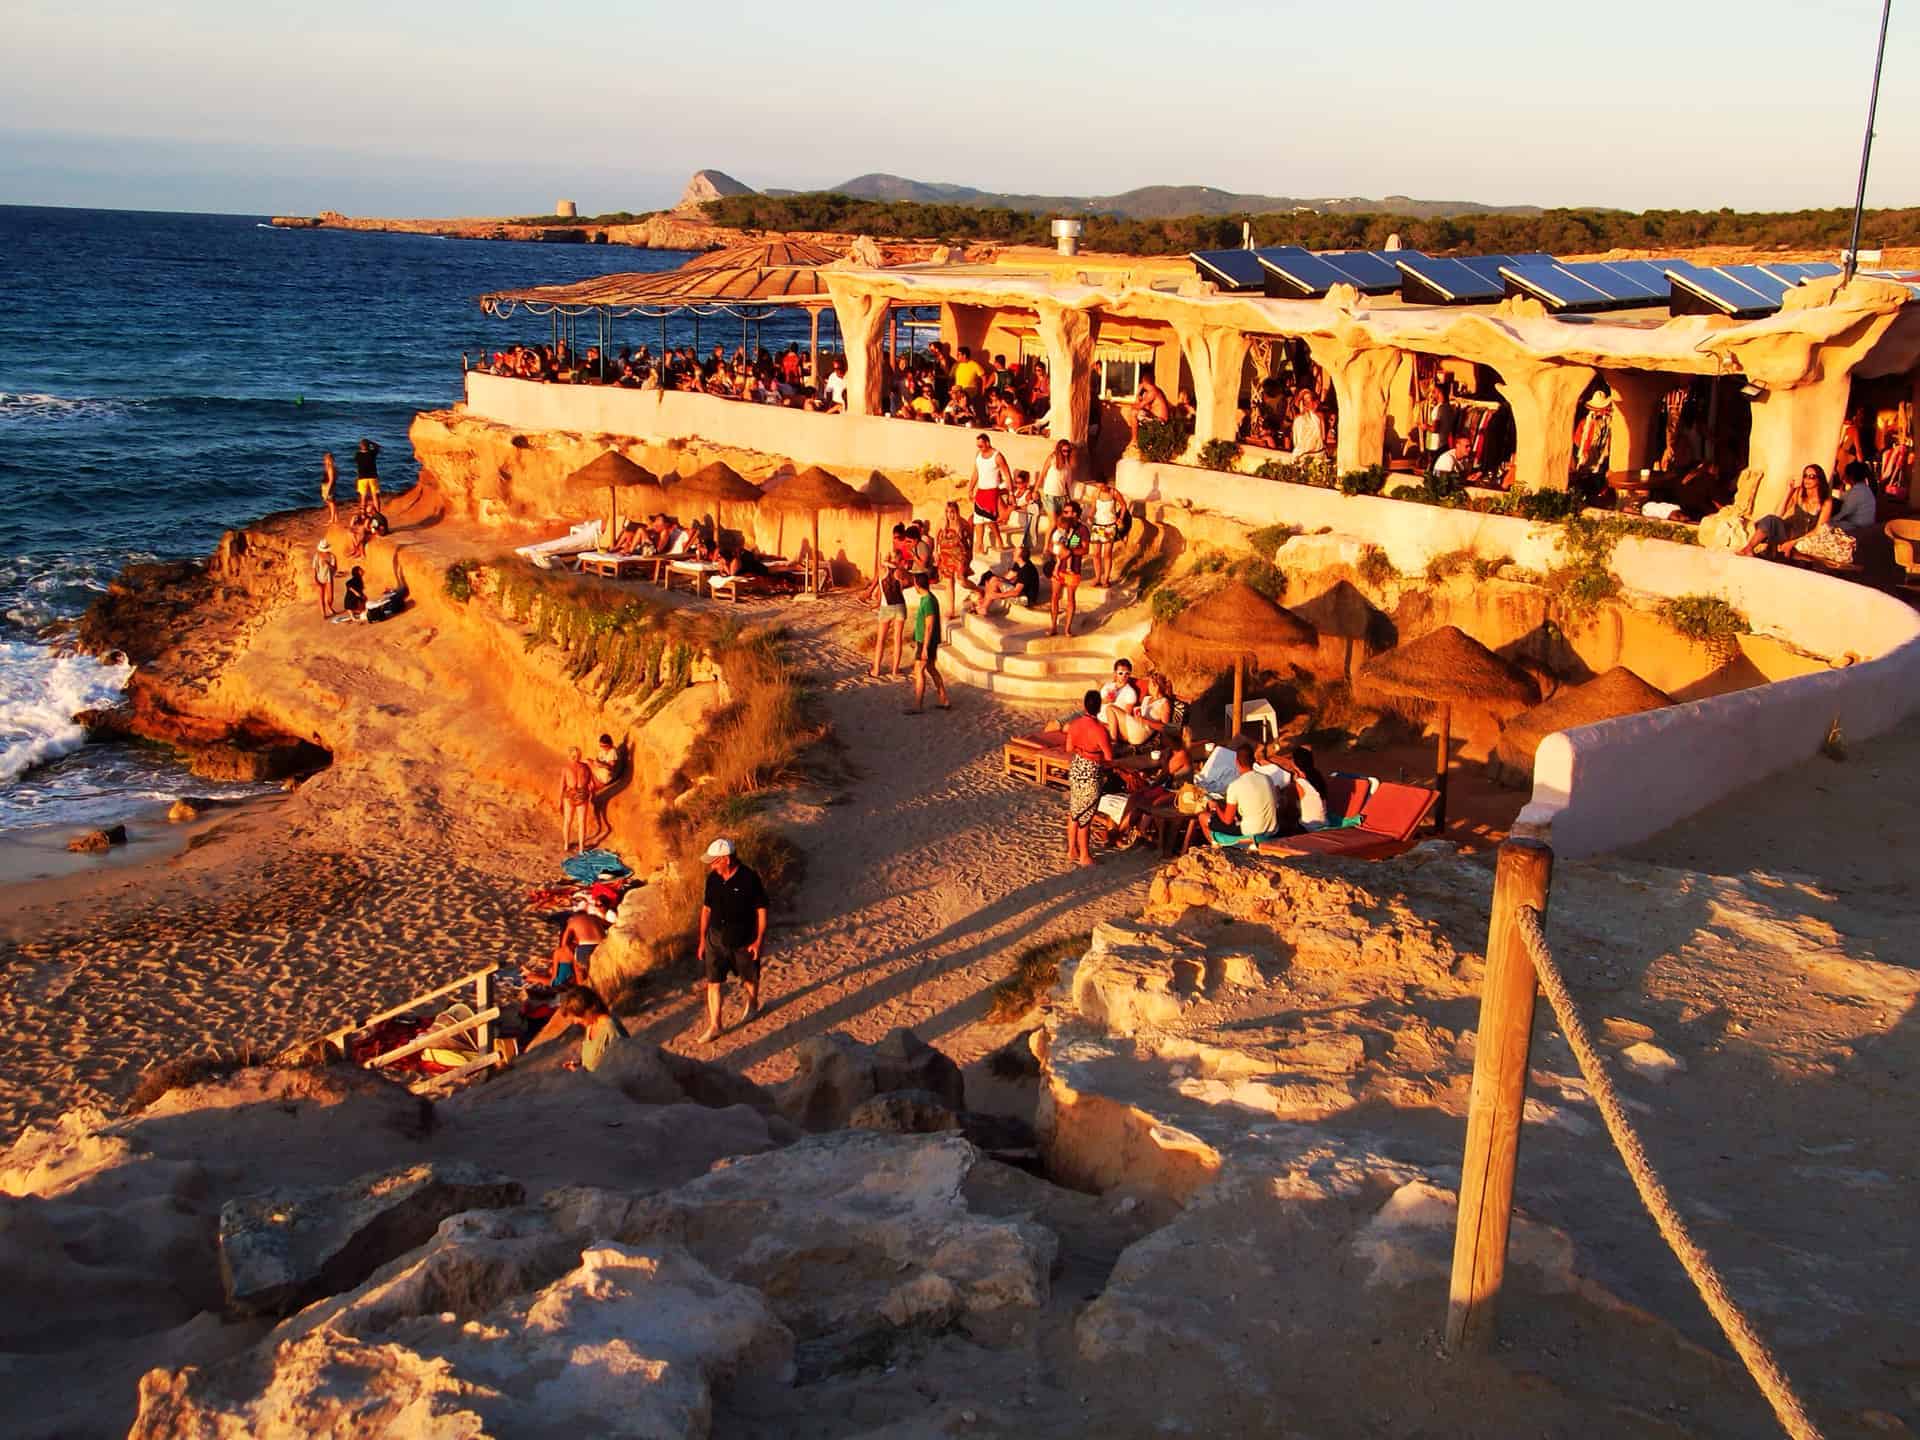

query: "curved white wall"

left=1119, top=456, right=1920, bottom=857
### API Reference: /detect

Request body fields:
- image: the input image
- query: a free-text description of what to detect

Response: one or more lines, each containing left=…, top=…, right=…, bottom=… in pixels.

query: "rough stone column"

left=1305, top=336, right=1401, bottom=474
left=1176, top=323, right=1252, bottom=450
left=830, top=288, right=892, bottom=417
left=1494, top=361, right=1598, bottom=492
left=1035, top=303, right=1095, bottom=448
left=1745, top=370, right=1853, bottom=514
left=1600, top=369, right=1673, bottom=473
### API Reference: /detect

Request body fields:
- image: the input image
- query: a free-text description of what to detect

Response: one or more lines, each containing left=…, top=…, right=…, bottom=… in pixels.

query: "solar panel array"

left=1190, top=247, right=1852, bottom=319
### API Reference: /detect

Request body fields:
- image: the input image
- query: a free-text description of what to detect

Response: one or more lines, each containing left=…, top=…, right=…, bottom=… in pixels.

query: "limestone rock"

left=67, top=824, right=127, bottom=852
left=134, top=1215, right=792, bottom=1440
left=1619, top=1041, right=1687, bottom=1082
left=166, top=797, right=207, bottom=823
left=1069, top=920, right=1214, bottom=1034
left=674, top=168, right=755, bottom=213
left=545, top=1131, right=1056, bottom=1338
left=849, top=1089, right=962, bottom=1135
left=776, top=1028, right=965, bottom=1132
left=218, top=1161, right=524, bottom=1317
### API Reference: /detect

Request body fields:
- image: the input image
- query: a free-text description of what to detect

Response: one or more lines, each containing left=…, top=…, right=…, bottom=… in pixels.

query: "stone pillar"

left=1494, top=361, right=1598, bottom=492
left=1746, top=370, right=1853, bottom=515
left=831, top=288, right=891, bottom=417
left=1601, top=370, right=1672, bottom=474
left=1176, top=323, right=1252, bottom=450
left=1386, top=353, right=1419, bottom=459
left=1036, top=303, right=1095, bottom=448
left=1306, top=336, right=1401, bottom=475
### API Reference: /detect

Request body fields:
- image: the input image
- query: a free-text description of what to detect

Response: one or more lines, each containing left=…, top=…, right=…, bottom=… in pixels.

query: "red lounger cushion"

left=1356, top=782, right=1438, bottom=841
left=1321, top=775, right=1369, bottom=822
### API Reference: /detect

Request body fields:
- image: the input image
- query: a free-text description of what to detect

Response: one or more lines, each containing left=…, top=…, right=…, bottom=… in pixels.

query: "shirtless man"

left=1129, top=377, right=1172, bottom=445
left=558, top=746, right=595, bottom=853
left=526, top=910, right=609, bottom=988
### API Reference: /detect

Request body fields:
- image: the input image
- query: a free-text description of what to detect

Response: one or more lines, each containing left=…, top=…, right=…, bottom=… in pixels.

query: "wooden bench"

left=1004, top=732, right=1072, bottom=789
left=314, top=963, right=505, bottom=1097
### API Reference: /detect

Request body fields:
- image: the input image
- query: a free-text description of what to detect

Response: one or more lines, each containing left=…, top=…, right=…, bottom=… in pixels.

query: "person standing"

left=558, top=745, right=594, bottom=854
left=1038, top=439, right=1075, bottom=544
left=869, top=562, right=907, bottom=678
left=934, top=499, right=973, bottom=619
left=1064, top=689, right=1114, bottom=868
left=354, top=438, right=381, bottom=516
left=969, top=432, right=1013, bottom=554
left=1291, top=394, right=1326, bottom=457
left=321, top=451, right=339, bottom=527
left=312, top=539, right=337, bottom=618
left=905, top=570, right=950, bottom=714
left=697, top=837, right=768, bottom=1043
left=1049, top=499, right=1090, bottom=638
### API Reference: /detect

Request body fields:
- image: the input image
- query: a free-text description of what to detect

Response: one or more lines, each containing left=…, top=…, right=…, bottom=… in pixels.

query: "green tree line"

left=700, top=192, right=1920, bottom=257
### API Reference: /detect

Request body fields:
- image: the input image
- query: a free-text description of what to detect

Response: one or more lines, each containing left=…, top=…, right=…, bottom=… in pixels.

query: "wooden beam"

left=368, top=1007, right=501, bottom=1070
left=1447, top=839, right=1554, bottom=1352
left=409, top=1053, right=502, bottom=1097
left=319, top=964, right=501, bottom=1050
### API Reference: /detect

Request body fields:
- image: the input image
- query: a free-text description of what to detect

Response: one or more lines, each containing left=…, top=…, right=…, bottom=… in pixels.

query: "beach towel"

left=562, top=849, right=630, bottom=884
left=515, top=521, right=604, bottom=569
left=1195, top=745, right=1241, bottom=796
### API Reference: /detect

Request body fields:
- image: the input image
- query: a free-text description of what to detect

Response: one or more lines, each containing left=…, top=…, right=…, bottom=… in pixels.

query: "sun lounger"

left=1003, top=731, right=1072, bottom=789
left=1257, top=779, right=1439, bottom=860
left=515, top=521, right=604, bottom=570
left=706, top=562, right=803, bottom=604
left=576, top=551, right=654, bottom=580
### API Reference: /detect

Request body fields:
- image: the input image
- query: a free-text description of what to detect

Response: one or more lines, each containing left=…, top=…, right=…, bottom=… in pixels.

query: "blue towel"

left=562, top=849, right=630, bottom=883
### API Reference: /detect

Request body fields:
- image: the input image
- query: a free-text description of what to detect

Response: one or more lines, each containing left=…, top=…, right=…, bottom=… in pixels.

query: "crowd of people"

left=472, top=340, right=850, bottom=415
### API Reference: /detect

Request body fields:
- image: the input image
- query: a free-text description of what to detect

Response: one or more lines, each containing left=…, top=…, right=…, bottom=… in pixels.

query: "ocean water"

left=0, top=205, right=803, bottom=832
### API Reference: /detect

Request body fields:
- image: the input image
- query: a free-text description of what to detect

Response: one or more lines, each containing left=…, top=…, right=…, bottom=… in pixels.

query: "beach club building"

left=466, top=244, right=1920, bottom=526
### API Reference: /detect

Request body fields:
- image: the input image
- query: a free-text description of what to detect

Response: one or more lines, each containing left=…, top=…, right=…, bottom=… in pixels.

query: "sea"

left=0, top=205, right=830, bottom=836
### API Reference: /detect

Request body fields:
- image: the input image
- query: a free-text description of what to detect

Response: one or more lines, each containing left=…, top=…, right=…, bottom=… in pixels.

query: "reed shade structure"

left=1144, top=582, right=1318, bottom=736
left=1493, top=666, right=1671, bottom=777
left=680, top=239, right=844, bottom=270
left=858, top=470, right=914, bottom=581
left=761, top=464, right=869, bottom=592
left=1358, top=625, right=1539, bottom=829
left=674, top=460, right=761, bottom=505
left=562, top=451, right=663, bottom=550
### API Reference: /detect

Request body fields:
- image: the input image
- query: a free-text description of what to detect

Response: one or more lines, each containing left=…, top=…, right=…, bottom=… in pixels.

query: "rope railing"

left=1513, top=905, right=1822, bottom=1440
left=1445, top=837, right=1821, bottom=1440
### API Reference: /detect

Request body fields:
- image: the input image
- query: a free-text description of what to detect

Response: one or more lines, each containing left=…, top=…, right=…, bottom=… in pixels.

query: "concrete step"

left=957, top=610, right=1148, bottom=655
left=945, top=628, right=1117, bottom=679
left=940, top=650, right=1093, bottom=703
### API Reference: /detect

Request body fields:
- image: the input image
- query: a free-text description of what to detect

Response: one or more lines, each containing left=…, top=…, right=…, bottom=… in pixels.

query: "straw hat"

left=1356, top=625, right=1538, bottom=711
left=1494, top=666, right=1670, bottom=773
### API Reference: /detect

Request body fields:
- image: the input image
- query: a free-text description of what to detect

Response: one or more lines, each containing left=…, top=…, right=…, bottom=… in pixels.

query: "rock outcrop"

left=67, top=824, right=127, bottom=852
left=776, top=1029, right=966, bottom=1132
left=674, top=168, right=756, bottom=213
left=218, top=1162, right=524, bottom=1317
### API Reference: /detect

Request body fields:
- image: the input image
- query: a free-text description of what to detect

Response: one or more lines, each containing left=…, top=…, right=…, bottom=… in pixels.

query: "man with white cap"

left=313, top=539, right=337, bottom=618
left=697, top=837, right=768, bottom=1043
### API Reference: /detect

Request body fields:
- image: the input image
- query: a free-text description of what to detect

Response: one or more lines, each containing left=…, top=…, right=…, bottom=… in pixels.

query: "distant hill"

left=803, top=172, right=1542, bottom=221
left=674, top=169, right=755, bottom=213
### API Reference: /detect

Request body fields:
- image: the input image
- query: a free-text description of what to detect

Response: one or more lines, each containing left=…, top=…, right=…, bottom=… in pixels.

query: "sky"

left=3, top=0, right=1916, bottom=218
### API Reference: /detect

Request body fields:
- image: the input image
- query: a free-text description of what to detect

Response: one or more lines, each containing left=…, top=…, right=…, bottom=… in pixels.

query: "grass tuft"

left=985, top=932, right=1091, bottom=1023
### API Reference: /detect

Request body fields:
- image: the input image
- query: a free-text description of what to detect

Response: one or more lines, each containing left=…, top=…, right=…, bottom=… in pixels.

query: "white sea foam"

left=0, top=391, right=130, bottom=426
left=0, top=640, right=133, bottom=789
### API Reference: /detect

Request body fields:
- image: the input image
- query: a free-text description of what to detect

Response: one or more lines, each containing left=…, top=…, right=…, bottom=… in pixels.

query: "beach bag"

left=1175, top=782, right=1208, bottom=815
left=1797, top=524, right=1857, bottom=566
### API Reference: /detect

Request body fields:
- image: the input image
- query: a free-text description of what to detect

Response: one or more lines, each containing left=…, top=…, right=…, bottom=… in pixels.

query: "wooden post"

left=1434, top=700, right=1452, bottom=830
left=608, top=485, right=618, bottom=551
left=808, top=307, right=821, bottom=391
left=811, top=510, right=823, bottom=595
left=1230, top=654, right=1245, bottom=739
left=475, top=968, right=495, bottom=1056
left=1446, top=838, right=1554, bottom=1353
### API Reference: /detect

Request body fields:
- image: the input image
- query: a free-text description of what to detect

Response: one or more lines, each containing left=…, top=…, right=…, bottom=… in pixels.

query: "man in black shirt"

left=697, top=836, right=768, bottom=1043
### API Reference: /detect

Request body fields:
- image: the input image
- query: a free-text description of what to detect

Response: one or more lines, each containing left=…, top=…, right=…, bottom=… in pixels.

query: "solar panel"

left=1396, top=255, right=1506, bottom=304
left=1498, top=262, right=1617, bottom=311
left=1458, top=255, right=1522, bottom=289
left=1316, top=250, right=1413, bottom=293
left=1258, top=249, right=1364, bottom=298
left=1758, top=260, right=1841, bottom=286
left=1717, top=265, right=1793, bottom=304
left=1599, top=260, right=1677, bottom=292
left=1189, top=249, right=1268, bottom=291
left=1664, top=264, right=1778, bottom=318
left=1560, top=262, right=1665, bottom=305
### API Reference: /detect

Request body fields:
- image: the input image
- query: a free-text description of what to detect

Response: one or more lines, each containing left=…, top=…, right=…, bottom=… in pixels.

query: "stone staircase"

left=942, top=582, right=1151, bottom=703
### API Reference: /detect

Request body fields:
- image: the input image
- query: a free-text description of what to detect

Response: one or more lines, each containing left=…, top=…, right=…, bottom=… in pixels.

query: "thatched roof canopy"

left=858, top=470, right=913, bottom=509
left=761, top=464, right=869, bottom=511
left=564, top=450, right=658, bottom=491
left=682, top=239, right=843, bottom=270
left=1145, top=582, right=1318, bottom=691
left=675, top=460, right=762, bottom=504
left=1495, top=666, right=1671, bottom=770
left=1358, top=625, right=1538, bottom=707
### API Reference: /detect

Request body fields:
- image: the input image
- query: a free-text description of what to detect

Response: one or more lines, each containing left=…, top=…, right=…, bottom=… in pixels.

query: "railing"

left=1449, top=840, right=1822, bottom=1440
left=316, top=963, right=502, bottom=1098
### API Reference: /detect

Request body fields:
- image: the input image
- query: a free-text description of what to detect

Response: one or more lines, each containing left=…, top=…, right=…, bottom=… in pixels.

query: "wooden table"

left=1140, top=801, right=1200, bottom=857
left=1605, top=470, right=1669, bottom=509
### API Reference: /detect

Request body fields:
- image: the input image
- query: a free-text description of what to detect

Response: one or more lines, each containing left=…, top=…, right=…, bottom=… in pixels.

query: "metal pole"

left=1843, top=0, right=1893, bottom=284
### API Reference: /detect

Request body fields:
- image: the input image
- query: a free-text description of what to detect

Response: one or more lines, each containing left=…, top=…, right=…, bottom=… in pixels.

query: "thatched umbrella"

left=1494, top=666, right=1670, bottom=777
left=1358, top=625, right=1539, bottom=828
left=563, top=450, right=661, bottom=548
left=1144, top=582, right=1319, bottom=736
left=855, top=471, right=914, bottom=581
left=674, top=460, right=761, bottom=505
left=762, top=465, right=869, bottom=591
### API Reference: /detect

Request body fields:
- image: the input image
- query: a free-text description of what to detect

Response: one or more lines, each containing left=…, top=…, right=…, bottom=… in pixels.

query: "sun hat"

left=704, top=837, right=735, bottom=860
left=317, top=539, right=331, bottom=551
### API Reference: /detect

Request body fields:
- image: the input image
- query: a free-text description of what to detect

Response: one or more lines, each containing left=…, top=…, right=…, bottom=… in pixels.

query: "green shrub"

left=1355, top=544, right=1396, bottom=588
left=1254, top=455, right=1336, bottom=488
left=1197, top=438, right=1242, bottom=472
left=1424, top=548, right=1476, bottom=582
left=1235, top=557, right=1287, bottom=600
left=1135, top=415, right=1194, bottom=465
left=1248, top=523, right=1299, bottom=561
left=442, top=560, right=476, bottom=603
left=1149, top=588, right=1189, bottom=622
left=1656, top=593, right=1750, bottom=662
left=1337, top=466, right=1388, bottom=497
left=1513, top=489, right=1584, bottom=523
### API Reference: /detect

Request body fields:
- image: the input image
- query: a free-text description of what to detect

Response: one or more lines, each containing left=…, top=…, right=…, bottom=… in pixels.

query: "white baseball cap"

left=704, top=837, right=735, bottom=860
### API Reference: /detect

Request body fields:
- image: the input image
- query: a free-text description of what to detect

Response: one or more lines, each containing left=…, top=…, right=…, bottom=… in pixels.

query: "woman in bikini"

left=320, top=451, right=338, bottom=527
